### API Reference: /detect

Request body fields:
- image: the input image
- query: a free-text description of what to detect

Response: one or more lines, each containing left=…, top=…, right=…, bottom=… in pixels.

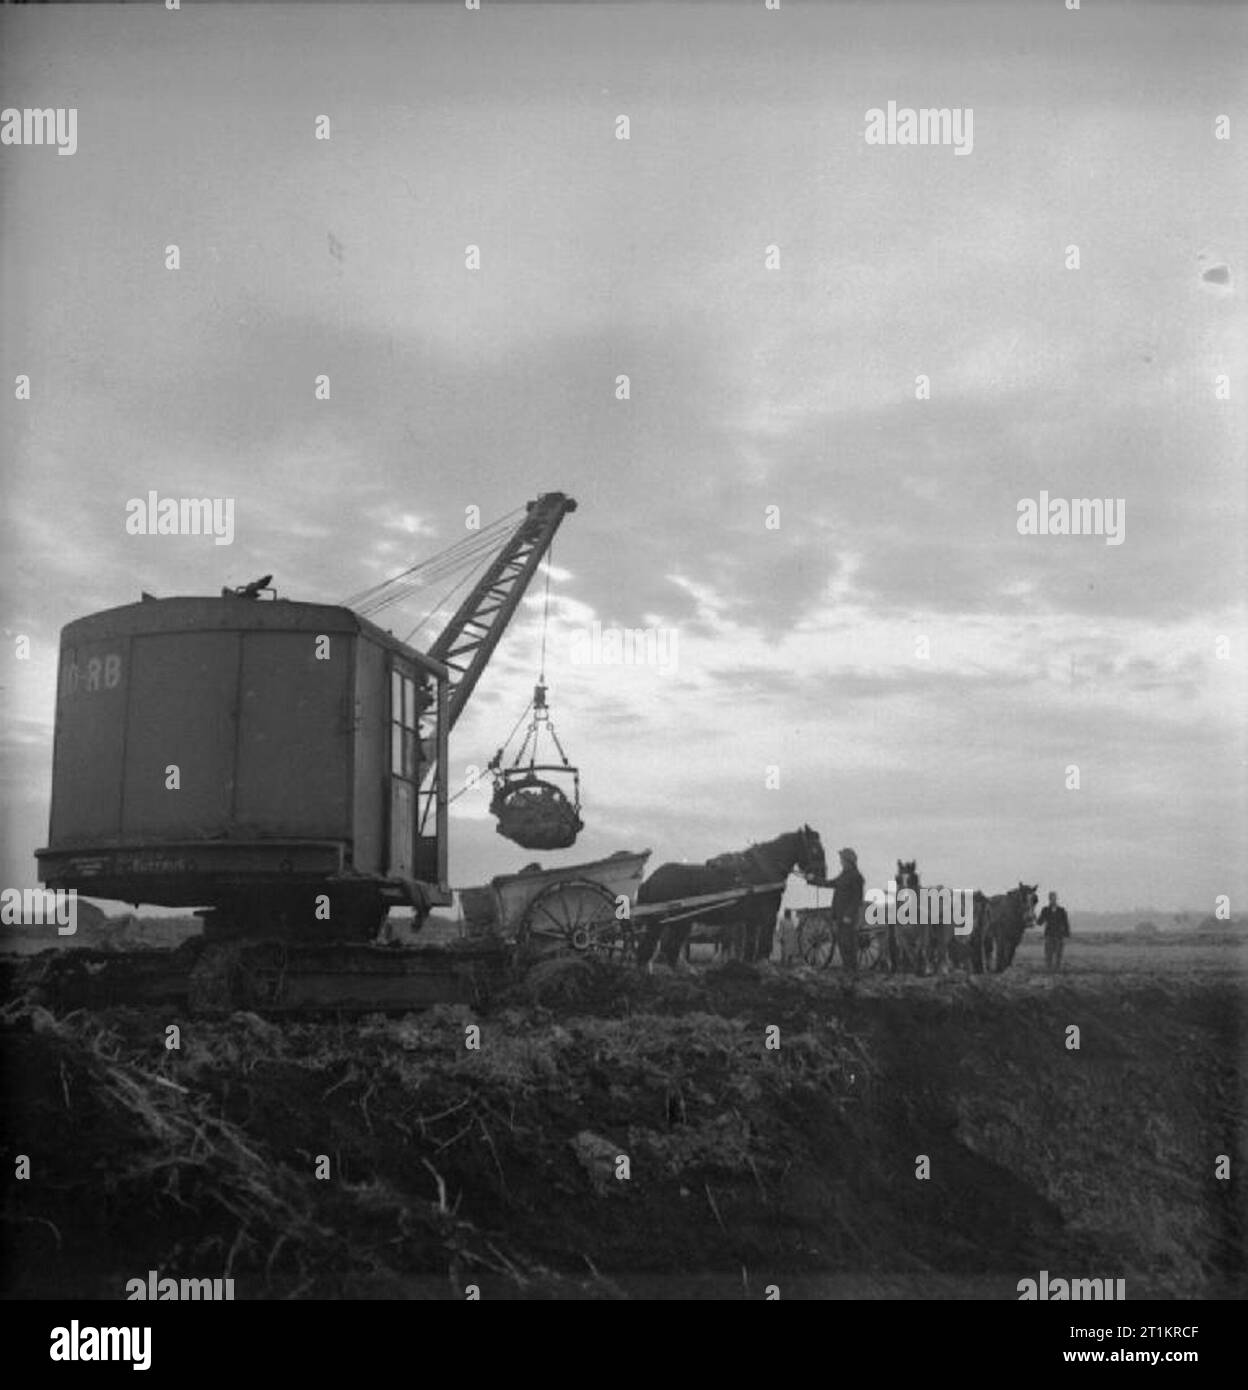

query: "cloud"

left=1, top=3, right=1243, bottom=910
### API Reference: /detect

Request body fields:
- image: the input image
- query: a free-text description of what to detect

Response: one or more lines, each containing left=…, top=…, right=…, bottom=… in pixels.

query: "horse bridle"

left=797, top=826, right=827, bottom=882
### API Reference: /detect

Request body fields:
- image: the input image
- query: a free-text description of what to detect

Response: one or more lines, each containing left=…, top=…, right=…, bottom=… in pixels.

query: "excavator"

left=25, top=492, right=582, bottom=1015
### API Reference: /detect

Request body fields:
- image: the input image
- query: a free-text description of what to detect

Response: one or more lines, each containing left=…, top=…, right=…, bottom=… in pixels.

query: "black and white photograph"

left=1, top=0, right=1244, bottom=1355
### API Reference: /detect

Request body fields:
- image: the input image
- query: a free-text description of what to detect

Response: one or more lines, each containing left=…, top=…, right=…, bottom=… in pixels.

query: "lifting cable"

left=399, top=518, right=558, bottom=648
left=341, top=506, right=524, bottom=619
left=491, top=539, right=576, bottom=781
left=351, top=517, right=519, bottom=619
left=445, top=697, right=532, bottom=807
left=399, top=562, right=482, bottom=647
left=538, top=539, right=552, bottom=683
left=345, top=506, right=520, bottom=608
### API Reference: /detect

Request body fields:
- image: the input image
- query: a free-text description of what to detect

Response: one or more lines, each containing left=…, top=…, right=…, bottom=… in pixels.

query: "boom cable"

left=341, top=506, right=525, bottom=625
left=538, top=537, right=554, bottom=683
left=341, top=507, right=520, bottom=606
left=351, top=517, right=518, bottom=615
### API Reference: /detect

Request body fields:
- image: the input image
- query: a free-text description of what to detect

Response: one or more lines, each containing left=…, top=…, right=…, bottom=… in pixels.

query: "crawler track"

left=3, top=936, right=511, bottom=1017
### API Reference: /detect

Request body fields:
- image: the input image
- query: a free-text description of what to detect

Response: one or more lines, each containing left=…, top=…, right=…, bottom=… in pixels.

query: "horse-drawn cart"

left=460, top=850, right=650, bottom=961
left=790, top=906, right=894, bottom=973
left=460, top=848, right=792, bottom=964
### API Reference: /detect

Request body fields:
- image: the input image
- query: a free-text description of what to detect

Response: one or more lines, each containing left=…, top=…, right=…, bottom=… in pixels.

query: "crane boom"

left=427, top=492, right=577, bottom=731
left=412, top=491, right=577, bottom=876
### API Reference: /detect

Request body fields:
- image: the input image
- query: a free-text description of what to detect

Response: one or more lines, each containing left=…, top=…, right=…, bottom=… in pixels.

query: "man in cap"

left=809, top=848, right=865, bottom=974
left=1037, top=890, right=1070, bottom=972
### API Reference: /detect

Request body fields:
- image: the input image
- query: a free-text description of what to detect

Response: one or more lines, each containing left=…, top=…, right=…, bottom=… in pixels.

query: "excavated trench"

left=1, top=950, right=1243, bottom=1300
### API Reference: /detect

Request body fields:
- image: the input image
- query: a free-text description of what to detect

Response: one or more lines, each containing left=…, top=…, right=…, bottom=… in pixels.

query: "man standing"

left=810, top=848, right=865, bottom=974
left=1037, top=890, right=1070, bottom=971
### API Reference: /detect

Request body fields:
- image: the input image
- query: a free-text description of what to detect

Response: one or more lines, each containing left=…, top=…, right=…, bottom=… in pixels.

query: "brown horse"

left=894, top=860, right=929, bottom=974
left=925, top=883, right=959, bottom=975
left=985, top=883, right=1038, bottom=971
left=896, top=861, right=973, bottom=975
left=635, top=826, right=827, bottom=969
left=949, top=890, right=993, bottom=973
left=894, top=863, right=992, bottom=975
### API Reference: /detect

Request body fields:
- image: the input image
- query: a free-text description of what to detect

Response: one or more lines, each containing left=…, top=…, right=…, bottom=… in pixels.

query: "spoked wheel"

left=857, top=929, right=883, bottom=972
left=798, top=913, right=836, bottom=969
left=516, top=878, right=630, bottom=963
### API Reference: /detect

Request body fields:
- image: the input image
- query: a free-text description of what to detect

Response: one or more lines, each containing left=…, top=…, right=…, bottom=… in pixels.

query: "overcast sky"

left=2, top=2, right=1245, bottom=914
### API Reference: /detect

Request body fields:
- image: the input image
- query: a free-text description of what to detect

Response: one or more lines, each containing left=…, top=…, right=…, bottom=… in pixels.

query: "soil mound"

left=2, top=961, right=1242, bottom=1299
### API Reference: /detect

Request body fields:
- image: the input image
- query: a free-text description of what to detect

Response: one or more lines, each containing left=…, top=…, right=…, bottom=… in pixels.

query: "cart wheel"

left=516, top=878, right=630, bottom=962
left=857, top=930, right=882, bottom=972
left=799, top=914, right=836, bottom=969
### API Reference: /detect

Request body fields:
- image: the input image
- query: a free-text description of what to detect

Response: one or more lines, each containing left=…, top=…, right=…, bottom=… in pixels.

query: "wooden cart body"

left=460, top=849, right=787, bottom=961
left=460, top=850, right=651, bottom=940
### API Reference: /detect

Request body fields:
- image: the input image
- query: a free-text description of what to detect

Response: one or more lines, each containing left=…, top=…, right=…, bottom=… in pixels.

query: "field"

left=1, top=927, right=1244, bottom=1300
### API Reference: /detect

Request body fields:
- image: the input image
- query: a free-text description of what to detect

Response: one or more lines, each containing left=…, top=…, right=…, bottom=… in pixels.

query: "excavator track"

left=5, top=936, right=512, bottom=1017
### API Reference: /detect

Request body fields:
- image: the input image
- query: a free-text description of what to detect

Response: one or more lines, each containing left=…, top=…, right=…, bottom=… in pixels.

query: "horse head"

left=798, top=824, right=827, bottom=883
left=1019, top=883, right=1039, bottom=927
left=896, top=860, right=919, bottom=891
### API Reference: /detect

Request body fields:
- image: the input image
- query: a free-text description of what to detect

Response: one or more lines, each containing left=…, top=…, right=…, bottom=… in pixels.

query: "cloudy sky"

left=2, top=1, right=1245, bottom=914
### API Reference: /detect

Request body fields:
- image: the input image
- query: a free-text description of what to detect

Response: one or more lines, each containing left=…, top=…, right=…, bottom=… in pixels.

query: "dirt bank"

left=2, top=951, right=1243, bottom=1300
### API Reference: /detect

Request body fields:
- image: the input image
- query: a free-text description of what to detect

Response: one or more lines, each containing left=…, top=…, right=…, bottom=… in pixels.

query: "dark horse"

left=635, top=826, right=827, bottom=968
left=896, top=860, right=968, bottom=975
left=948, top=890, right=994, bottom=974
left=985, top=883, right=1038, bottom=972
left=895, top=864, right=1003, bottom=976
left=893, top=860, right=928, bottom=974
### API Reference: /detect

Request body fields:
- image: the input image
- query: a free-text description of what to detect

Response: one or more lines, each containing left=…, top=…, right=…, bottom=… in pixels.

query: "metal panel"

left=44, top=598, right=450, bottom=893
left=121, top=632, right=239, bottom=838
left=48, top=636, right=131, bottom=844
left=233, top=632, right=350, bottom=837
left=389, top=780, right=415, bottom=876
left=351, top=637, right=386, bottom=874
left=387, top=661, right=420, bottom=877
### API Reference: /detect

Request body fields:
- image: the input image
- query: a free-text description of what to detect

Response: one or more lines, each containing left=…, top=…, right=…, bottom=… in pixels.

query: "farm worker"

left=832, top=849, right=865, bottom=973
left=1037, top=891, right=1070, bottom=971
left=809, top=848, right=865, bottom=974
